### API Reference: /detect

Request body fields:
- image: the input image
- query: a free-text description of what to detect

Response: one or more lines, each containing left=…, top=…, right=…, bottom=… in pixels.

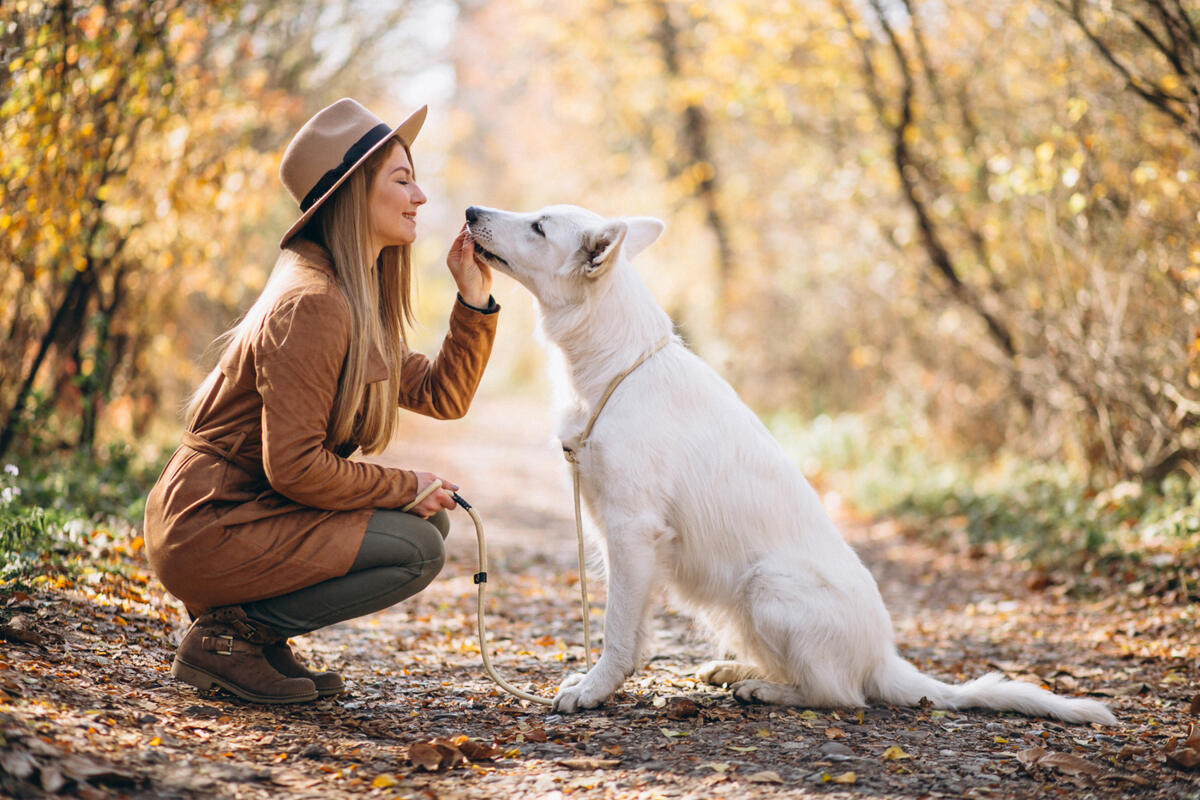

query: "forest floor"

left=2, top=389, right=1199, bottom=799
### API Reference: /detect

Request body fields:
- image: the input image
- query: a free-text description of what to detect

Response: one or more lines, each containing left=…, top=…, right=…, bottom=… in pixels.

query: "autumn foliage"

left=4, top=0, right=1200, bottom=490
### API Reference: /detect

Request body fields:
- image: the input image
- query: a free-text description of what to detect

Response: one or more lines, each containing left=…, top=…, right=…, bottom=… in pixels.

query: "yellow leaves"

left=1067, top=192, right=1087, bottom=214
left=371, top=774, right=399, bottom=788
left=78, top=6, right=107, bottom=41
left=882, top=745, right=912, bottom=760
left=823, top=771, right=857, bottom=784
left=1067, top=97, right=1088, bottom=122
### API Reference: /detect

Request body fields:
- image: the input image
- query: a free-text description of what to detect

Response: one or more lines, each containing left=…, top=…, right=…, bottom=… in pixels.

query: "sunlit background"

left=5, top=0, right=1200, bottom=541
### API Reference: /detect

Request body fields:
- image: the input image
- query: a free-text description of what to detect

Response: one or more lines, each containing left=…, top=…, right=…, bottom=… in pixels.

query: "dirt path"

left=2, top=389, right=1198, bottom=798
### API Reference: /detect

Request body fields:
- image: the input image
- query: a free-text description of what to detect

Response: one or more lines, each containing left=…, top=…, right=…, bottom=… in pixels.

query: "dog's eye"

left=532, top=220, right=545, bottom=237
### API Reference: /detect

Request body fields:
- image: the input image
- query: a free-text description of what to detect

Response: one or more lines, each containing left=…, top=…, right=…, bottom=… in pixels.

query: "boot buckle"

left=213, top=634, right=234, bottom=655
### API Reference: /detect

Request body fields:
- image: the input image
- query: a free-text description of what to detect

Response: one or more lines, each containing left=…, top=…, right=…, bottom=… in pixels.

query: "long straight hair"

left=186, top=138, right=415, bottom=454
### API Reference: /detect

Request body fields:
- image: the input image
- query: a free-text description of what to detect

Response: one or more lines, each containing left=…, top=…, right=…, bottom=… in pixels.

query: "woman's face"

left=368, top=144, right=426, bottom=250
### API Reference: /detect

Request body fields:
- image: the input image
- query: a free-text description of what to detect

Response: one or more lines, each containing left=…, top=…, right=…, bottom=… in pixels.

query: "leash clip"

left=473, top=571, right=487, bottom=584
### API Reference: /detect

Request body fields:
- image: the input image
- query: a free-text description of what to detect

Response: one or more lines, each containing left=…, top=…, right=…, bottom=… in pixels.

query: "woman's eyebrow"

left=390, top=165, right=412, bottom=176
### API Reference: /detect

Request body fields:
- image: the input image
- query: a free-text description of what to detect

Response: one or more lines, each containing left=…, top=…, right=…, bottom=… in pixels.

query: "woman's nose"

left=412, top=184, right=428, bottom=206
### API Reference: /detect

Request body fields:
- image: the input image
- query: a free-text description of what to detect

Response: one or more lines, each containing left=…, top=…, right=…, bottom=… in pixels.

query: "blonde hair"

left=187, top=138, right=415, bottom=455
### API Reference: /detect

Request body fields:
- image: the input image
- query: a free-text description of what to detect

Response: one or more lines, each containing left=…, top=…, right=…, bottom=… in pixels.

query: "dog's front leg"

left=553, top=523, right=661, bottom=713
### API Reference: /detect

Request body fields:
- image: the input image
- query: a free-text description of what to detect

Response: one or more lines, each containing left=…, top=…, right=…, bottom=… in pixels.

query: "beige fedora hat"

left=278, top=98, right=427, bottom=247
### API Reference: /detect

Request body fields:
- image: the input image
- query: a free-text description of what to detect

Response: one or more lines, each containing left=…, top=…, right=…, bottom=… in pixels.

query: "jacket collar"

left=285, top=238, right=336, bottom=276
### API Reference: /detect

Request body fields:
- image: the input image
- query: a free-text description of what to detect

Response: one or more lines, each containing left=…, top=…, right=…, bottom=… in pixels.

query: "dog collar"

left=561, top=335, right=671, bottom=464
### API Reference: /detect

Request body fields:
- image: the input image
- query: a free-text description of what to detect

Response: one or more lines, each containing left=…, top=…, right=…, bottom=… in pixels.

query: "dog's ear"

left=580, top=220, right=628, bottom=279
left=622, top=217, right=665, bottom=260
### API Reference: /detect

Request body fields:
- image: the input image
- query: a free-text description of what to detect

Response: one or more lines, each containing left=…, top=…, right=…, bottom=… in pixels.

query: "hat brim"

left=279, top=105, right=428, bottom=248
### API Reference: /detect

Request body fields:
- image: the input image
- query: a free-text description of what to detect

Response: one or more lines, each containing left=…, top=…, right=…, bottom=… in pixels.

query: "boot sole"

left=171, top=659, right=319, bottom=704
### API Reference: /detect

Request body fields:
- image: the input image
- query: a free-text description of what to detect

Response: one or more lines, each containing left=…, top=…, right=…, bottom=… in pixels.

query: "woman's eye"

left=532, top=220, right=545, bottom=237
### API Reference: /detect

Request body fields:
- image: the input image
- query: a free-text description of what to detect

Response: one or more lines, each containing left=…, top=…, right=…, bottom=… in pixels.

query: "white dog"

left=465, top=204, right=1116, bottom=725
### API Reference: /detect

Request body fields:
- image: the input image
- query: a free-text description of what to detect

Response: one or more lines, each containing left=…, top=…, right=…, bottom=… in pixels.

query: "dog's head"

left=465, top=204, right=664, bottom=308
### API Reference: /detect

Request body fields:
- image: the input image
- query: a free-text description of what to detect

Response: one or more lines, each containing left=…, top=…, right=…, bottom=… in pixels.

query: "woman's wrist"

left=458, top=291, right=495, bottom=312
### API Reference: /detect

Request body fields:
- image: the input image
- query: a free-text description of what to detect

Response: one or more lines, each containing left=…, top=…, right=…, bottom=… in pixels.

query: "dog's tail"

left=870, top=653, right=1117, bottom=725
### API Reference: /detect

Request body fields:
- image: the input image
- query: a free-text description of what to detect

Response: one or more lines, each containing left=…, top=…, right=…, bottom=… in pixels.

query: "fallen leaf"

left=1017, top=746, right=1103, bottom=777
left=372, top=774, right=399, bottom=788
left=458, top=740, right=503, bottom=761
left=825, top=726, right=846, bottom=739
left=701, top=762, right=730, bottom=773
left=660, top=728, right=690, bottom=738
left=727, top=745, right=758, bottom=753
left=745, top=770, right=783, bottom=784
left=665, top=697, right=700, bottom=719
left=881, top=745, right=911, bottom=760
left=519, top=726, right=548, bottom=743
left=1115, top=745, right=1149, bottom=761
left=1165, top=723, right=1200, bottom=770
left=1190, top=694, right=1200, bottom=715
left=827, top=771, right=857, bottom=784
left=0, top=615, right=43, bottom=645
left=406, top=742, right=446, bottom=771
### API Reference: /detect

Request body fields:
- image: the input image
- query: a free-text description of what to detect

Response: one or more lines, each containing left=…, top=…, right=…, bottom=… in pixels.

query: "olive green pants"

left=242, top=509, right=450, bottom=638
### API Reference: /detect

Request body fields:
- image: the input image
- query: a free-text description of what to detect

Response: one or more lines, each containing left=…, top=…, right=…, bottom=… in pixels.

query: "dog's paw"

left=697, top=660, right=762, bottom=686
left=552, top=672, right=613, bottom=714
left=731, top=679, right=789, bottom=705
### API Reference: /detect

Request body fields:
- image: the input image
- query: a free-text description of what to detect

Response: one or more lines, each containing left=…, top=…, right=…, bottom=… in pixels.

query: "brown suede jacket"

left=144, top=240, right=498, bottom=614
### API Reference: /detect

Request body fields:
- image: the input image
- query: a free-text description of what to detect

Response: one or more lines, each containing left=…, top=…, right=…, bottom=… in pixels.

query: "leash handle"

left=400, top=478, right=443, bottom=513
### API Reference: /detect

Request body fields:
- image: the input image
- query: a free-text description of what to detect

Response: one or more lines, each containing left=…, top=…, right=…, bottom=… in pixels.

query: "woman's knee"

left=410, top=522, right=446, bottom=576
left=428, top=509, right=451, bottom=541
left=356, top=511, right=447, bottom=575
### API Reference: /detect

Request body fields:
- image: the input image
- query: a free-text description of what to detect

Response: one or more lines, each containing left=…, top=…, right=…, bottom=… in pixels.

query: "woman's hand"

left=446, top=224, right=493, bottom=309
left=408, top=471, right=458, bottom=518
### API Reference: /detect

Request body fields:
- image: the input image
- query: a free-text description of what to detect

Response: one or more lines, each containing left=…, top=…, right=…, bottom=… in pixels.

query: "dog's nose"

left=465, top=206, right=479, bottom=224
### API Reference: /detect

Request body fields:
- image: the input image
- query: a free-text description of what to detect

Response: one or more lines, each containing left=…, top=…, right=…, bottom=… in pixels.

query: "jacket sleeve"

left=254, top=290, right=419, bottom=510
left=398, top=296, right=499, bottom=419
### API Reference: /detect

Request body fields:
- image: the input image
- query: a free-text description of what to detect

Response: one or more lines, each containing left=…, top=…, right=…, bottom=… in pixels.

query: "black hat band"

left=299, top=123, right=391, bottom=212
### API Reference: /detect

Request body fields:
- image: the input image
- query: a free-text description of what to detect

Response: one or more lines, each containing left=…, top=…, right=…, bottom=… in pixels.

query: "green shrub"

left=0, top=446, right=165, bottom=591
left=772, top=410, right=1200, bottom=572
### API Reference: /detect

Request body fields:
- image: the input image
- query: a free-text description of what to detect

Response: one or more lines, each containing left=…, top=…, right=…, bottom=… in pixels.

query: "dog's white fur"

left=466, top=203, right=1116, bottom=725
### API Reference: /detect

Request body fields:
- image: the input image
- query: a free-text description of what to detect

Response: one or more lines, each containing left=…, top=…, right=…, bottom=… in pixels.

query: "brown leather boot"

left=263, top=642, right=344, bottom=697
left=170, top=607, right=318, bottom=704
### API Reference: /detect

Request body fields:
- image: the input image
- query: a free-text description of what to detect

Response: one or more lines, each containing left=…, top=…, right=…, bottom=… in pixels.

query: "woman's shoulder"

left=258, top=271, right=351, bottom=356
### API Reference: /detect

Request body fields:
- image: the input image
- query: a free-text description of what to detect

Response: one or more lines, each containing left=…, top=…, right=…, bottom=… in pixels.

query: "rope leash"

left=403, top=479, right=559, bottom=705
left=401, top=336, right=670, bottom=707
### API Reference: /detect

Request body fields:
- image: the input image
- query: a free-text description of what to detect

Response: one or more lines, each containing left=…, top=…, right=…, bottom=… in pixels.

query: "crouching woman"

left=144, top=99, right=498, bottom=703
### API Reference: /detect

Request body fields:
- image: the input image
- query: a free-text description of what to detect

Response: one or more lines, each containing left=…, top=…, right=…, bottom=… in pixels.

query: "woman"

left=144, top=99, right=498, bottom=704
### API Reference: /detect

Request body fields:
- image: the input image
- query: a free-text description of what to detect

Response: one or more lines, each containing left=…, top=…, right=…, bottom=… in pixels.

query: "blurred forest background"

left=4, top=0, right=1200, bottom=577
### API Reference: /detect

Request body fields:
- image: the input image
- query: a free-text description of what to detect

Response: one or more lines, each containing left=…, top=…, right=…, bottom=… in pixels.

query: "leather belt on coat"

left=181, top=430, right=261, bottom=475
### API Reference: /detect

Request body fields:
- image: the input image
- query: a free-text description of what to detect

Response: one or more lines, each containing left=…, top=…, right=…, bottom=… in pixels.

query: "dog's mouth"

left=472, top=240, right=510, bottom=268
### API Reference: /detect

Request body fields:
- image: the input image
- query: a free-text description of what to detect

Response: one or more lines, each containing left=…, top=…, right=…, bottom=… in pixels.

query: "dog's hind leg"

left=723, top=561, right=880, bottom=709
left=696, top=660, right=765, bottom=686
left=553, top=516, right=666, bottom=713
left=730, top=679, right=811, bottom=706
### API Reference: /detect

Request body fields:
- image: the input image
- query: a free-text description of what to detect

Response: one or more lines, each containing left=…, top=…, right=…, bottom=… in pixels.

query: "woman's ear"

left=579, top=220, right=629, bottom=279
